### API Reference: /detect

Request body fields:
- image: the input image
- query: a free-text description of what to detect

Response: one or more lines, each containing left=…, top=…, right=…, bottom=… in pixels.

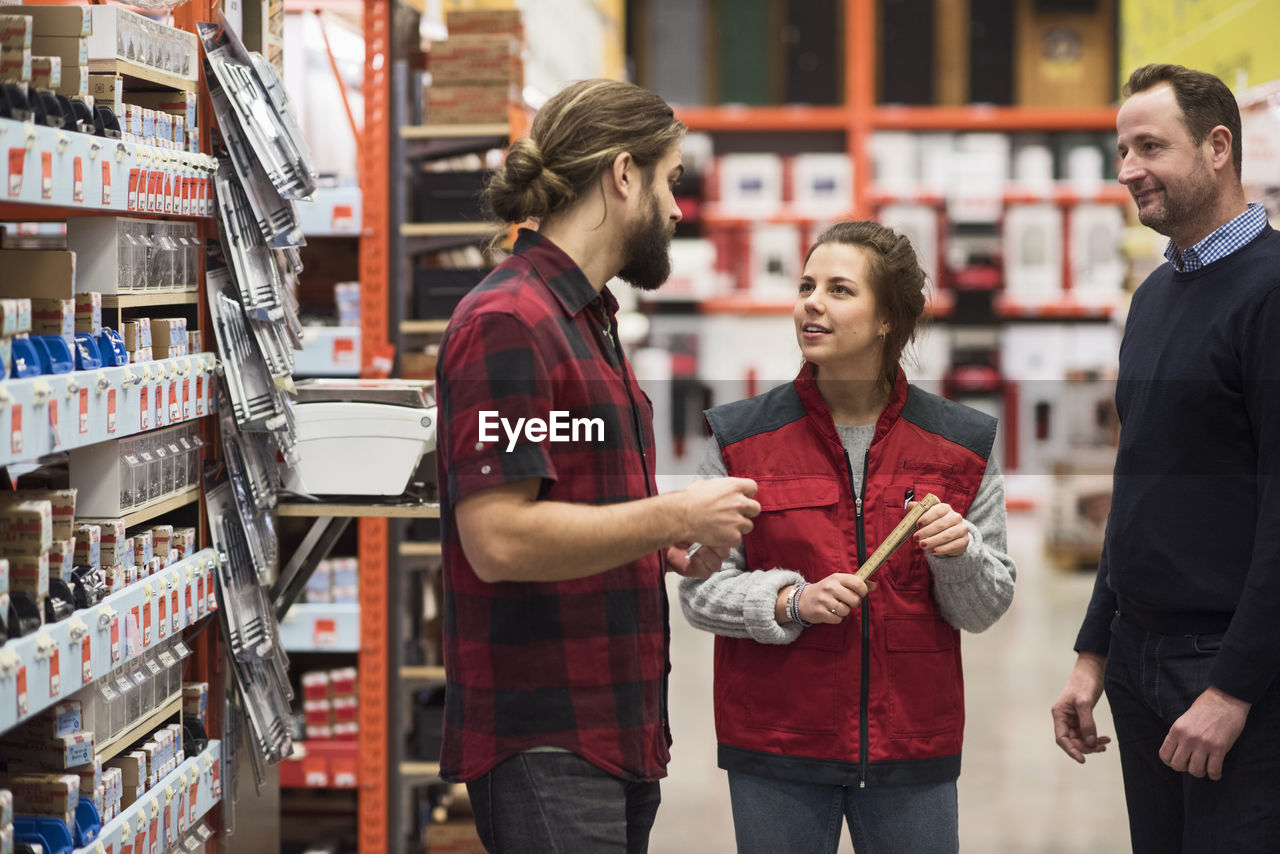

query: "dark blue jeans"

left=1104, top=612, right=1280, bottom=853
left=727, top=771, right=958, bottom=854
left=465, top=752, right=661, bottom=854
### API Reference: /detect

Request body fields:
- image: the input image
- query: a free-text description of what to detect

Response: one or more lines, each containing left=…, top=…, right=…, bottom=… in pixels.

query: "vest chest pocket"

left=877, top=479, right=959, bottom=590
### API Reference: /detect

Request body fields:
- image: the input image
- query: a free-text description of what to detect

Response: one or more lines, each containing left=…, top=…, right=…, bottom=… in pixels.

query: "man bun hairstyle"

left=1123, top=63, right=1243, bottom=179
left=807, top=221, right=928, bottom=393
left=485, top=79, right=685, bottom=225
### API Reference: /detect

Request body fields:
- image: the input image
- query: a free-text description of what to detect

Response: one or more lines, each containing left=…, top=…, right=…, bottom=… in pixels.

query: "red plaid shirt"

left=435, top=229, right=671, bottom=783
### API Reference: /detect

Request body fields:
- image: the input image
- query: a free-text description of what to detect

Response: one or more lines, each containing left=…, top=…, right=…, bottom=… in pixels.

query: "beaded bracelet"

left=791, top=581, right=814, bottom=628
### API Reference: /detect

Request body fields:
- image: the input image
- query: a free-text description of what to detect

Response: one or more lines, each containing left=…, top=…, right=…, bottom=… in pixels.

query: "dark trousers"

left=1104, top=612, right=1280, bottom=853
left=466, top=752, right=661, bottom=854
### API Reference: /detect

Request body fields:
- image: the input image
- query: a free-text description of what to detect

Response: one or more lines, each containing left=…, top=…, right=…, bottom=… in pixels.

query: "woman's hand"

left=776, top=573, right=877, bottom=625
left=911, top=500, right=969, bottom=557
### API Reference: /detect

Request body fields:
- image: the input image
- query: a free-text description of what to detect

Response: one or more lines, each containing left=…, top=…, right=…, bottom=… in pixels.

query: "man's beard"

left=1138, top=153, right=1217, bottom=239
left=617, top=192, right=673, bottom=291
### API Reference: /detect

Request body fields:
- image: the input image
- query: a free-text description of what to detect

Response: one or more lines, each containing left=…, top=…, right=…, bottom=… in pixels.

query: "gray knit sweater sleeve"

left=677, top=439, right=805, bottom=645
left=678, top=434, right=1016, bottom=639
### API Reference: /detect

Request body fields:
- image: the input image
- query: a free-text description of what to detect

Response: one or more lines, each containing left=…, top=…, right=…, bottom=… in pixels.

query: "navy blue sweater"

left=1075, top=225, right=1280, bottom=703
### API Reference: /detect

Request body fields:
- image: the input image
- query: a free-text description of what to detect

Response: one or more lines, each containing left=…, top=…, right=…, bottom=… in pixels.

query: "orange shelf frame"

left=358, top=1, right=392, bottom=853
left=675, top=105, right=853, bottom=132
left=872, top=104, right=1120, bottom=131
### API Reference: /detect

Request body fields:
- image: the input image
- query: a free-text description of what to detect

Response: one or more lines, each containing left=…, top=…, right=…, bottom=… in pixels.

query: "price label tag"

left=314, top=618, right=337, bottom=649
left=149, top=816, right=159, bottom=854
left=154, top=384, right=163, bottom=426
left=149, top=171, right=161, bottom=213
left=48, top=647, right=59, bottom=695
left=140, top=387, right=151, bottom=429
left=168, top=381, right=179, bottom=421
left=48, top=398, right=61, bottom=448
left=8, top=147, right=24, bottom=197
left=195, top=375, right=204, bottom=416
left=73, top=156, right=83, bottom=203
left=82, top=635, right=94, bottom=684
left=110, top=612, right=121, bottom=663
left=79, top=387, right=89, bottom=434
left=102, top=161, right=111, bottom=205
left=185, top=585, right=194, bottom=623
left=108, top=388, right=117, bottom=434
left=181, top=177, right=191, bottom=216
left=182, top=379, right=191, bottom=419
left=140, top=603, right=151, bottom=647
left=211, top=759, right=221, bottom=799
left=157, top=592, right=167, bottom=639
left=40, top=150, right=52, bottom=199
left=128, top=167, right=140, bottom=210
left=188, top=779, right=198, bottom=823
left=11, top=403, right=22, bottom=454
left=164, top=174, right=174, bottom=214
left=16, top=665, right=27, bottom=718
left=196, top=574, right=205, bottom=617
left=171, top=588, right=180, bottom=632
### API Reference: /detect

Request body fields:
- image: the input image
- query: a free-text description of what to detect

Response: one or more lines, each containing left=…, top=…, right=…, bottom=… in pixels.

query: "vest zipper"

left=845, top=448, right=872, bottom=788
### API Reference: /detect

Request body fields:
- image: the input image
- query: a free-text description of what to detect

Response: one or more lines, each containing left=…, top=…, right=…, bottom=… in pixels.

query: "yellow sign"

left=1121, top=0, right=1280, bottom=90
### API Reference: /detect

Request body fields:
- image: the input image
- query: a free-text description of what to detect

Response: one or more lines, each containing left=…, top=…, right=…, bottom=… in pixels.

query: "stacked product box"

left=0, top=498, right=53, bottom=621
left=300, top=667, right=358, bottom=741
left=0, top=299, right=32, bottom=380
left=0, top=701, right=95, bottom=830
left=423, top=9, right=523, bottom=125
left=0, top=13, right=32, bottom=85
left=2, top=5, right=91, bottom=93
left=302, top=557, right=357, bottom=604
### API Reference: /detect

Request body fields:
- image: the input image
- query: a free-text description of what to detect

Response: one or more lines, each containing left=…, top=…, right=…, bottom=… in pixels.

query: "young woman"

left=680, top=220, right=1016, bottom=854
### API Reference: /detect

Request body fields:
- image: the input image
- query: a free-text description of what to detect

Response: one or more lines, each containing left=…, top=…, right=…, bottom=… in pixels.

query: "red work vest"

left=705, top=366, right=994, bottom=787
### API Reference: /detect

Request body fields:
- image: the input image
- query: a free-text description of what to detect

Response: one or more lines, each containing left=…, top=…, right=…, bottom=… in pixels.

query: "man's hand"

left=1051, top=652, right=1113, bottom=763
left=664, top=542, right=725, bottom=579
left=1159, top=686, right=1250, bottom=780
left=911, top=500, right=969, bottom=557
left=680, top=477, right=760, bottom=552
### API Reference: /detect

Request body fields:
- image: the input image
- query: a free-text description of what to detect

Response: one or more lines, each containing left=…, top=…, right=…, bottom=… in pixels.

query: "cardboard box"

left=423, top=82, right=515, bottom=125
left=48, top=538, right=73, bottom=583
left=30, top=298, right=74, bottom=341
left=133, top=530, right=153, bottom=567
left=1, top=6, right=92, bottom=37
left=122, top=317, right=151, bottom=351
left=0, top=489, right=75, bottom=540
left=0, top=44, right=29, bottom=83
left=151, top=318, right=187, bottom=358
left=5, top=552, right=48, bottom=599
left=0, top=501, right=52, bottom=553
left=125, top=90, right=197, bottom=128
left=71, top=756, right=102, bottom=794
left=0, top=773, right=78, bottom=826
left=73, top=523, right=100, bottom=570
left=0, top=299, right=31, bottom=337
left=1014, top=0, right=1115, bottom=108
left=427, top=34, right=521, bottom=85
left=88, top=72, right=122, bottom=113
left=445, top=9, right=523, bottom=38
left=74, top=292, right=101, bottom=336
left=0, top=732, right=95, bottom=770
left=0, top=251, right=76, bottom=299
left=182, top=682, right=208, bottom=729
left=30, top=35, right=86, bottom=66
left=28, top=54, right=58, bottom=89
left=52, top=59, right=87, bottom=97
left=0, top=15, right=33, bottom=51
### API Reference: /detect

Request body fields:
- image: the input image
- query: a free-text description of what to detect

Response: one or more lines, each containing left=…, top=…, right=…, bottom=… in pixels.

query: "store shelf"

left=120, top=486, right=201, bottom=529
left=399, top=666, right=445, bottom=681
left=279, top=603, right=360, bottom=652
left=297, top=186, right=362, bottom=237
left=0, top=548, right=219, bottom=734
left=280, top=740, right=359, bottom=789
left=0, top=117, right=215, bottom=217
left=277, top=502, right=440, bottom=518
left=400, top=222, right=494, bottom=238
left=699, top=208, right=854, bottom=228
left=871, top=105, right=1119, bottom=131
left=994, top=294, right=1119, bottom=319
left=96, top=693, right=183, bottom=764
left=399, top=761, right=440, bottom=779
left=868, top=185, right=1130, bottom=207
left=675, top=105, right=852, bottom=132
left=399, top=320, right=449, bottom=335
left=84, top=739, right=223, bottom=854
left=0, top=353, right=218, bottom=468
left=401, top=124, right=511, bottom=160
left=695, top=290, right=955, bottom=318
left=101, top=291, right=201, bottom=309
left=398, top=541, right=441, bottom=557
left=295, top=326, right=361, bottom=377
left=400, top=124, right=510, bottom=139
left=88, top=58, right=198, bottom=93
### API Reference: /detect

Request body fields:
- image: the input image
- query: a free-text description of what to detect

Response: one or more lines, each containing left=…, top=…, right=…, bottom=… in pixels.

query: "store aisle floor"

left=652, top=512, right=1131, bottom=853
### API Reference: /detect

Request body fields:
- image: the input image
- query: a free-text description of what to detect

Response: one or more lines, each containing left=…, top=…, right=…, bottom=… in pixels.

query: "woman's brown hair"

left=806, top=221, right=928, bottom=392
left=485, top=79, right=686, bottom=225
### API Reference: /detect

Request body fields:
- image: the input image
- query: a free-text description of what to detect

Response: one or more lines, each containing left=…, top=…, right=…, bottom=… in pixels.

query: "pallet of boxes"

left=423, top=9, right=523, bottom=127
left=1044, top=370, right=1121, bottom=572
